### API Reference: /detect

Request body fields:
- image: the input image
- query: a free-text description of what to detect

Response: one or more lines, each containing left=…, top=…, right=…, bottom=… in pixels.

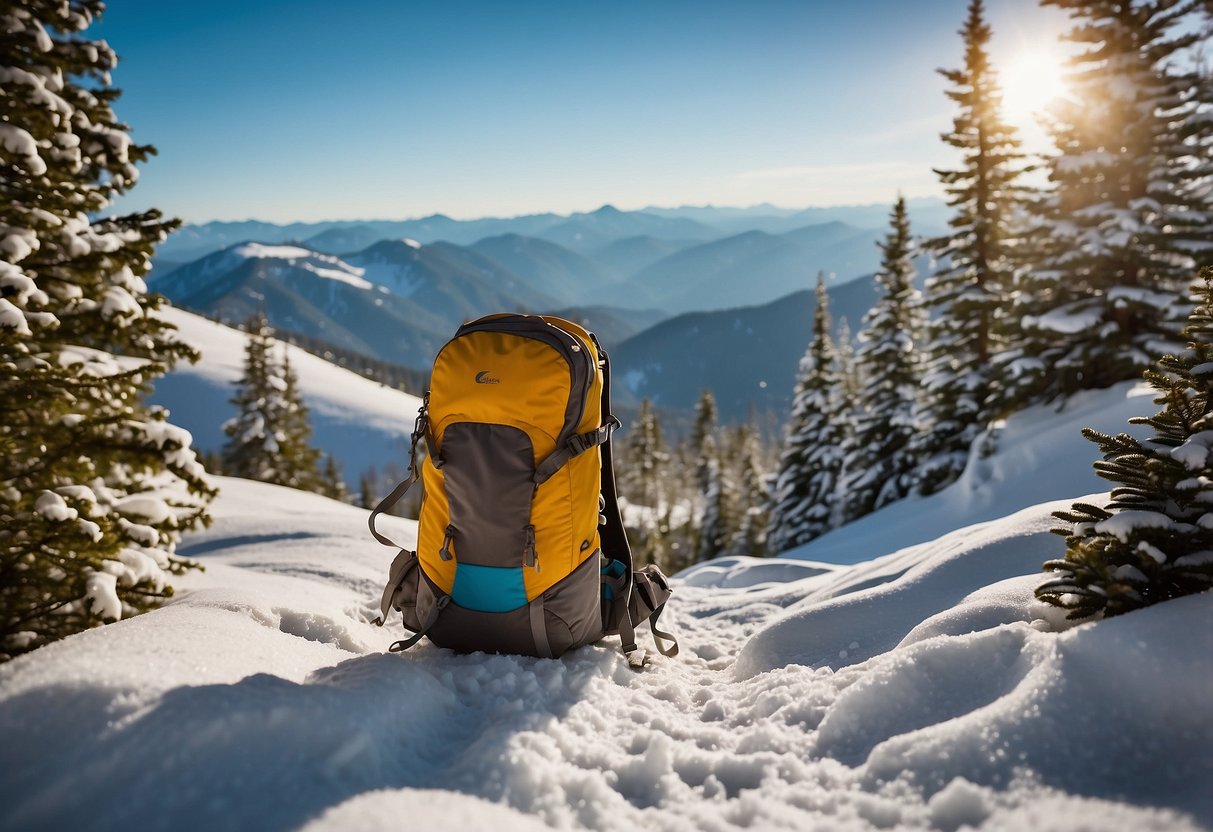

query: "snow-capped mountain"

left=149, top=242, right=452, bottom=369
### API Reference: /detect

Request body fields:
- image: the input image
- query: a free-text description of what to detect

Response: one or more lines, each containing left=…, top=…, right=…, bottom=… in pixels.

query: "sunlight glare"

left=999, top=47, right=1071, bottom=130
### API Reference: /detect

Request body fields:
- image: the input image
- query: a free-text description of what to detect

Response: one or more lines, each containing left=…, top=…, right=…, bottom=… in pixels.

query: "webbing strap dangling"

left=648, top=603, right=679, bottom=658
left=369, top=394, right=429, bottom=549
left=388, top=595, right=449, bottom=652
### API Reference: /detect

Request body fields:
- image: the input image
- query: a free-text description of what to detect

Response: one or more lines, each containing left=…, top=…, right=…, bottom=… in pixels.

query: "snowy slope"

left=150, top=306, right=422, bottom=485
left=6, top=344, right=1212, bottom=830
left=2, top=471, right=1210, bottom=831
left=785, top=381, right=1155, bottom=564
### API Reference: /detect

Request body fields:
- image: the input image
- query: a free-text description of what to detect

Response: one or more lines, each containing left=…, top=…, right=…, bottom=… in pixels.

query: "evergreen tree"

left=693, top=434, right=736, bottom=562
left=321, top=455, right=349, bottom=502
left=1038, top=268, right=1213, bottom=619
left=1004, top=0, right=1213, bottom=404
left=1, top=1, right=213, bottom=659
left=222, top=314, right=322, bottom=491
left=690, top=388, right=720, bottom=495
left=768, top=274, right=848, bottom=553
left=834, top=316, right=861, bottom=408
left=621, top=399, right=667, bottom=510
left=912, top=0, right=1030, bottom=495
left=277, top=353, right=323, bottom=491
left=619, top=399, right=672, bottom=567
left=727, top=422, right=771, bottom=557
left=359, top=468, right=377, bottom=510
left=842, top=197, right=925, bottom=521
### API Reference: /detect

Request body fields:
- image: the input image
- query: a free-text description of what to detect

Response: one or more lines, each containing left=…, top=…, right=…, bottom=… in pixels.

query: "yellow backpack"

left=369, top=314, right=677, bottom=666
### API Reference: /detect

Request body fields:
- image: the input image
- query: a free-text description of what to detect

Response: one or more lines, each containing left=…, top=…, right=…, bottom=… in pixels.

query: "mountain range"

left=151, top=200, right=947, bottom=423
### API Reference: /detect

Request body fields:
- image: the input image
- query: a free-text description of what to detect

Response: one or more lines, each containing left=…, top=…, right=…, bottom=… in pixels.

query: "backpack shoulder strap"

left=593, top=335, right=649, bottom=666
left=594, top=335, right=632, bottom=576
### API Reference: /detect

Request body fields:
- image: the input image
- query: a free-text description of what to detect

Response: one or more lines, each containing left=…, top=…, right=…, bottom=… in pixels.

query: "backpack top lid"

left=427, top=313, right=604, bottom=469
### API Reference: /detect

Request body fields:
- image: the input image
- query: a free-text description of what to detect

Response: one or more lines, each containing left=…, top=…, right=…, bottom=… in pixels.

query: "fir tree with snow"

left=834, top=316, right=861, bottom=408
left=727, top=422, right=771, bottom=557
left=1039, top=268, right=1213, bottom=620
left=619, top=399, right=672, bottom=567
left=222, top=314, right=323, bottom=491
left=693, top=433, right=736, bottom=563
left=690, top=388, right=720, bottom=496
left=620, top=399, right=668, bottom=512
left=768, top=273, right=848, bottom=553
left=912, top=0, right=1030, bottom=495
left=0, top=0, right=214, bottom=659
left=842, top=197, right=926, bottom=521
left=320, top=455, right=349, bottom=502
left=1003, top=0, right=1213, bottom=405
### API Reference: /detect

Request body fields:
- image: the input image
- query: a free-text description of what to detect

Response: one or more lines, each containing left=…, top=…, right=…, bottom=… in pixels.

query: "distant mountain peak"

left=592, top=204, right=622, bottom=216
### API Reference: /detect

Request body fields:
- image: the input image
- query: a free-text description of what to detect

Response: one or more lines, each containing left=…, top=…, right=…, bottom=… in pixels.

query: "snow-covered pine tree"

left=358, top=468, right=377, bottom=510
left=912, top=0, right=1030, bottom=496
left=1, top=0, right=214, bottom=659
left=768, top=273, right=848, bottom=553
left=842, top=197, right=926, bottom=521
left=320, top=455, right=349, bottom=502
left=1038, top=267, right=1213, bottom=619
left=1003, top=0, right=1213, bottom=405
left=834, top=316, right=861, bottom=408
left=690, top=388, right=720, bottom=496
left=620, top=398, right=667, bottom=510
left=726, top=422, right=771, bottom=557
left=277, top=352, right=323, bottom=492
left=693, top=433, right=736, bottom=563
left=619, top=399, right=672, bottom=567
left=222, top=314, right=322, bottom=491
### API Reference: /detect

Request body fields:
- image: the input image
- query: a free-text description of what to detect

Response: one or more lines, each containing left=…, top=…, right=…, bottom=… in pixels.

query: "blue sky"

left=96, top=0, right=1070, bottom=223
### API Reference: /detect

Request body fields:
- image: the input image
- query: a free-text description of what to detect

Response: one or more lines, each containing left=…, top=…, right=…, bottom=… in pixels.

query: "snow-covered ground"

left=150, top=307, right=423, bottom=486
left=786, top=381, right=1154, bottom=564
left=3, top=356, right=1211, bottom=830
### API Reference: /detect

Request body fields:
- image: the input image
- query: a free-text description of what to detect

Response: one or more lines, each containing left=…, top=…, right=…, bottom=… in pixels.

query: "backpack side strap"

left=368, top=471, right=418, bottom=549
left=368, top=394, right=429, bottom=550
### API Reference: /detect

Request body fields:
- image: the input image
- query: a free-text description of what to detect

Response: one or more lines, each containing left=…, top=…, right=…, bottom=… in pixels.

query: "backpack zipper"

left=523, top=524, right=539, bottom=571
left=439, top=524, right=455, bottom=561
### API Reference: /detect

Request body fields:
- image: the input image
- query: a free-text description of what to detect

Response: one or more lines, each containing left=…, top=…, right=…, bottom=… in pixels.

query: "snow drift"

left=3, top=463, right=1211, bottom=830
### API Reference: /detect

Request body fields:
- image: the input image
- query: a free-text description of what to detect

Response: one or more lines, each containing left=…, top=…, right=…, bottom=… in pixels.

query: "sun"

left=998, top=46, right=1072, bottom=130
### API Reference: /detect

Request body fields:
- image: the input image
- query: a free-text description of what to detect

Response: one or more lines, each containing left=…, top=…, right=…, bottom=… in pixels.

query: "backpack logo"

left=475, top=370, right=501, bottom=385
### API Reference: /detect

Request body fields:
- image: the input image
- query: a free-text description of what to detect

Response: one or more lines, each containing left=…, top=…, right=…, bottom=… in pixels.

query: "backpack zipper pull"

left=439, top=525, right=455, bottom=561
left=523, top=524, right=539, bottom=571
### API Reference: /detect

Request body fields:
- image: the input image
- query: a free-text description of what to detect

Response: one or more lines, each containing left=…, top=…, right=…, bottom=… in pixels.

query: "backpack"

left=368, top=313, right=678, bottom=666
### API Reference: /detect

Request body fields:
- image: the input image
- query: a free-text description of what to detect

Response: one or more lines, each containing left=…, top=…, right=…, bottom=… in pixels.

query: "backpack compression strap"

left=368, top=393, right=429, bottom=549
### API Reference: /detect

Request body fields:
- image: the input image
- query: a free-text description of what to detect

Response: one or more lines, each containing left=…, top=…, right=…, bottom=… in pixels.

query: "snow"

left=34, top=490, right=76, bottom=522
left=0, top=122, right=47, bottom=176
left=1094, top=510, right=1174, bottom=543
left=224, top=243, right=374, bottom=290
left=783, top=382, right=1154, bottom=565
left=3, top=354, right=1211, bottom=830
left=150, top=307, right=423, bottom=488
left=82, top=571, right=122, bottom=621
left=1023, top=307, right=1102, bottom=335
